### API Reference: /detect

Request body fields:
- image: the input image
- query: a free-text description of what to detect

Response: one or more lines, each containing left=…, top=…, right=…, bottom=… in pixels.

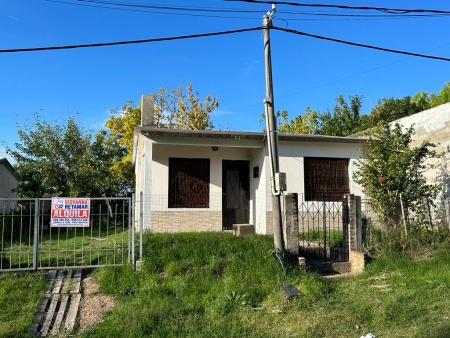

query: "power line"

left=2, top=24, right=450, bottom=63
left=48, top=0, right=447, bottom=20
left=273, top=26, right=450, bottom=62
left=225, top=0, right=450, bottom=15
left=0, top=27, right=261, bottom=53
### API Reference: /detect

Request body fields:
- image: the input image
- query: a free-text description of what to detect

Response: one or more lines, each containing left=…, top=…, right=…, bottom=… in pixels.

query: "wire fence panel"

left=0, top=197, right=133, bottom=272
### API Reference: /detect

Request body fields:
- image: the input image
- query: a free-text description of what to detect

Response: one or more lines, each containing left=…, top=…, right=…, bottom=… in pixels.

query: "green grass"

left=1, top=226, right=130, bottom=269
left=4, top=232, right=450, bottom=337
left=0, top=271, right=47, bottom=338
left=299, top=229, right=344, bottom=247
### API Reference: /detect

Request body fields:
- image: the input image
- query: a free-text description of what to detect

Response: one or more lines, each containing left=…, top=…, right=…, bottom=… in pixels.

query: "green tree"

left=105, top=83, right=219, bottom=186
left=317, top=94, right=369, bottom=136
left=268, top=108, right=319, bottom=134
left=369, top=96, right=422, bottom=126
left=7, top=114, right=124, bottom=197
left=353, top=123, right=442, bottom=234
left=428, top=81, right=450, bottom=108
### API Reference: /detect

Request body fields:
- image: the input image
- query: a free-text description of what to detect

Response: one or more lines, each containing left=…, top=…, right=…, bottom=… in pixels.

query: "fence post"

left=33, top=198, right=40, bottom=271
left=445, top=195, right=450, bottom=229
left=131, top=195, right=135, bottom=269
left=323, top=194, right=327, bottom=261
left=282, top=193, right=299, bottom=256
left=348, top=194, right=362, bottom=252
left=128, top=194, right=133, bottom=265
left=140, top=191, right=144, bottom=261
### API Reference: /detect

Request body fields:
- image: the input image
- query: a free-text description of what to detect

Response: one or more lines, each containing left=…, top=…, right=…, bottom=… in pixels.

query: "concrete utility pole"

left=263, top=5, right=284, bottom=251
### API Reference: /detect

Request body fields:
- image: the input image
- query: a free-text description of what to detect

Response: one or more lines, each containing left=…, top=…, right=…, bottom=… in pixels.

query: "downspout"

left=264, top=99, right=282, bottom=196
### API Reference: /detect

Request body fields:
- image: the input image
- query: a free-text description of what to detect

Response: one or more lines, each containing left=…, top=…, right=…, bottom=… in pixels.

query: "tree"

left=369, top=96, right=422, bottom=126
left=353, top=123, right=442, bottom=234
left=105, top=83, right=220, bottom=186
left=7, top=114, right=124, bottom=197
left=264, top=108, right=319, bottom=134
left=428, top=81, right=450, bottom=108
left=317, top=94, right=369, bottom=136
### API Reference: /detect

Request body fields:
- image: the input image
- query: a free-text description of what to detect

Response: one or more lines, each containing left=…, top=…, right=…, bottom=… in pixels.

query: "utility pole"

left=263, top=5, right=284, bottom=251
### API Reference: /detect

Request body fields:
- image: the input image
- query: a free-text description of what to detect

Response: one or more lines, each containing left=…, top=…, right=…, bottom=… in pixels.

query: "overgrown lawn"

left=3, top=232, right=450, bottom=337
left=80, top=233, right=450, bottom=338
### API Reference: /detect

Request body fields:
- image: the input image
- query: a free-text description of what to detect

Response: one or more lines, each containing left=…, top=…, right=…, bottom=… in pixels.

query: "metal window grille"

left=168, top=158, right=210, bottom=208
left=304, top=157, right=350, bottom=201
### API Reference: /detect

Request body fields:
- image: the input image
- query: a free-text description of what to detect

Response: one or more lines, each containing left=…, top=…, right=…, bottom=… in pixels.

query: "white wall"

left=151, top=143, right=253, bottom=210
left=393, top=103, right=450, bottom=185
left=278, top=141, right=364, bottom=196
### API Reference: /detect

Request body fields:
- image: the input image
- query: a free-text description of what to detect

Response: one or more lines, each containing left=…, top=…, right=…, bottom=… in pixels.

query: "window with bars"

left=168, top=158, right=210, bottom=208
left=304, top=157, right=350, bottom=201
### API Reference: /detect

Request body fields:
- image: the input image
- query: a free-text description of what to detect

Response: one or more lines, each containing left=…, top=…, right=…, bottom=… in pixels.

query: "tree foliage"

left=316, top=94, right=369, bottom=136
left=369, top=96, right=422, bottom=126
left=274, top=108, right=319, bottom=134
left=353, top=123, right=443, bottom=232
left=268, top=82, right=450, bottom=137
left=7, top=114, right=125, bottom=197
left=104, top=83, right=219, bottom=187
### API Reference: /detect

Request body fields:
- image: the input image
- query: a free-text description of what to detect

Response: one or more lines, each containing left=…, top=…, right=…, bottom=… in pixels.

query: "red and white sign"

left=51, top=197, right=91, bottom=227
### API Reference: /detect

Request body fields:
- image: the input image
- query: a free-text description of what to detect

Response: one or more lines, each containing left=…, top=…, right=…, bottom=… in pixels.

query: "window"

left=304, top=157, right=350, bottom=201
left=168, top=158, right=210, bottom=208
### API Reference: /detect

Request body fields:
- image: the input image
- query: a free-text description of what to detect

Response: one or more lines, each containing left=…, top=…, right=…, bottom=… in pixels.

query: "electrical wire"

left=2, top=24, right=449, bottom=64
left=225, top=0, right=450, bottom=15
left=0, top=27, right=261, bottom=53
left=272, top=26, right=450, bottom=62
left=48, top=0, right=449, bottom=20
left=47, top=0, right=261, bottom=19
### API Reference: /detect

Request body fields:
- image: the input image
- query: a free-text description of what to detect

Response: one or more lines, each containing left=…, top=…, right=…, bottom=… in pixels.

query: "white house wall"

left=133, top=130, right=366, bottom=235
left=278, top=141, right=364, bottom=196
left=148, top=143, right=255, bottom=232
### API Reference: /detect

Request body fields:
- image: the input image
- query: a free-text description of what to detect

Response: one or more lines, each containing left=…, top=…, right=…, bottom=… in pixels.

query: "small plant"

left=224, top=290, right=249, bottom=306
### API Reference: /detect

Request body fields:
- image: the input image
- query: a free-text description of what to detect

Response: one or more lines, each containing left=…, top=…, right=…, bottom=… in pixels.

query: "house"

left=0, top=158, right=19, bottom=213
left=132, top=96, right=366, bottom=234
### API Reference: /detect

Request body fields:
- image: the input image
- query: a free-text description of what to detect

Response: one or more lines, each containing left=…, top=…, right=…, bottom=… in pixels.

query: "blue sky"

left=1, top=0, right=450, bottom=162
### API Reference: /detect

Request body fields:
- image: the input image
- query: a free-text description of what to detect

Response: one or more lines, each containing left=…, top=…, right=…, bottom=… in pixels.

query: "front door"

left=222, top=160, right=250, bottom=230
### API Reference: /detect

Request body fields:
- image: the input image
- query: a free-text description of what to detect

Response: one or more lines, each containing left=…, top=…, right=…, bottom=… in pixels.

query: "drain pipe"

left=264, top=99, right=282, bottom=197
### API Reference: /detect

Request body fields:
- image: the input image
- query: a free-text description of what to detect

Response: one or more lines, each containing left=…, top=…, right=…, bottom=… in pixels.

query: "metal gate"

left=0, top=197, right=134, bottom=272
left=298, top=194, right=349, bottom=262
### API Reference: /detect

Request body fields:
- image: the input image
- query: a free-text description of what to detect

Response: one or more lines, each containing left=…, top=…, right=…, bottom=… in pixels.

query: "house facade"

left=132, top=98, right=365, bottom=235
left=0, top=158, right=19, bottom=213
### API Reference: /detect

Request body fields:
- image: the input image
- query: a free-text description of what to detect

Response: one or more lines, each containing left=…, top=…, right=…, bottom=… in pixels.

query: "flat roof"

left=136, top=126, right=366, bottom=144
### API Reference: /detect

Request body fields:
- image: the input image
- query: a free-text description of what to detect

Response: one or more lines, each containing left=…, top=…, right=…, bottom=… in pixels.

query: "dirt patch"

left=78, top=275, right=115, bottom=331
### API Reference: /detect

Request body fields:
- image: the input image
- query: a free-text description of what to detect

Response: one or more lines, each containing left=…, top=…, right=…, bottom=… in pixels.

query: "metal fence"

left=297, top=194, right=348, bottom=262
left=0, top=197, right=134, bottom=272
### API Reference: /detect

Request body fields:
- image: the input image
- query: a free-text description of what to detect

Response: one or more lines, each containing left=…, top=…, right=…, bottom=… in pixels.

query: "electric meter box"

left=275, top=172, right=287, bottom=191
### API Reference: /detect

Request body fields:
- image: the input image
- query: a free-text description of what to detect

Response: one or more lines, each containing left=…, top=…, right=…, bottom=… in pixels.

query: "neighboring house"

left=133, top=96, right=366, bottom=235
left=0, top=158, right=19, bottom=213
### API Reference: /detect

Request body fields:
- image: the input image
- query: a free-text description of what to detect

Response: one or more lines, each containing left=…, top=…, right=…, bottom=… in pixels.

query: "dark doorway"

left=222, top=160, right=250, bottom=230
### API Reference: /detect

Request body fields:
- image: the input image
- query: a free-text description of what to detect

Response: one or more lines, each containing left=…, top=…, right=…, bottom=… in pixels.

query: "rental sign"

left=51, top=197, right=91, bottom=227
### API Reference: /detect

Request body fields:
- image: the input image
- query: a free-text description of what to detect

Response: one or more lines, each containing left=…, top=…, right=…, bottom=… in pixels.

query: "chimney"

left=141, top=94, right=154, bottom=127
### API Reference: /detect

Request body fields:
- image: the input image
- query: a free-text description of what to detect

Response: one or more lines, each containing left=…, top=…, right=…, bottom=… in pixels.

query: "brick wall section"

left=283, top=193, right=299, bottom=255
left=151, top=211, right=222, bottom=232
left=347, top=194, right=362, bottom=252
